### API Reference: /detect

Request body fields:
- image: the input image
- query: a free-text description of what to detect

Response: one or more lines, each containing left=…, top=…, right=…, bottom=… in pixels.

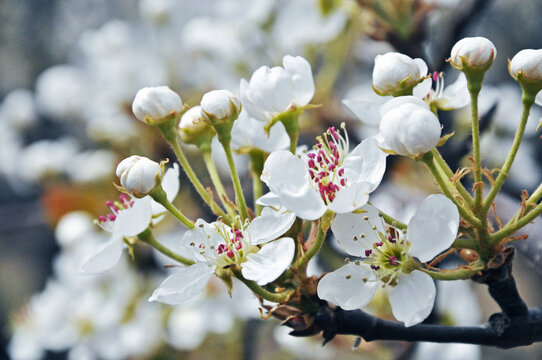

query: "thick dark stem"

left=295, top=306, right=542, bottom=349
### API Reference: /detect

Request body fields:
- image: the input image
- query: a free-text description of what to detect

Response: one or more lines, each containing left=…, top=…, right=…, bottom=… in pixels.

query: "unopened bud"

left=132, top=86, right=183, bottom=125
left=116, top=155, right=162, bottom=197
left=450, top=37, right=496, bottom=73
left=509, top=49, right=542, bottom=86
left=372, top=52, right=428, bottom=96
left=177, top=106, right=216, bottom=149
left=200, top=90, right=241, bottom=124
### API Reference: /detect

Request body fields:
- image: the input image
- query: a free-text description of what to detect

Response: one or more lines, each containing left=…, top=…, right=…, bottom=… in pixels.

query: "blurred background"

left=2, top=0, right=542, bottom=359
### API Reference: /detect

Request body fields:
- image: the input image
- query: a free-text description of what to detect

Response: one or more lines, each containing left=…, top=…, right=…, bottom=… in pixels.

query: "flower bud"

left=509, top=49, right=542, bottom=85
left=132, top=86, right=183, bottom=125
left=379, top=96, right=441, bottom=157
left=372, top=52, right=428, bottom=96
left=200, top=89, right=241, bottom=124
left=450, top=37, right=496, bottom=73
left=116, top=155, right=162, bottom=197
left=177, top=106, right=216, bottom=148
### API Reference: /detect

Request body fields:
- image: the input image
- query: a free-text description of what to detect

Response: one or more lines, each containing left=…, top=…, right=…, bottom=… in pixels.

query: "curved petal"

left=180, top=226, right=209, bottom=262
left=408, top=194, right=459, bottom=263
left=148, top=262, right=214, bottom=305
left=331, top=206, right=383, bottom=256
left=283, top=55, right=315, bottom=106
left=317, top=262, right=377, bottom=310
left=256, top=192, right=282, bottom=207
left=162, top=163, right=180, bottom=202
left=379, top=96, right=428, bottom=117
left=342, top=136, right=387, bottom=192
left=413, top=77, right=432, bottom=99
left=242, top=237, right=295, bottom=286
left=240, top=78, right=267, bottom=122
left=114, top=196, right=153, bottom=237
left=439, top=73, right=470, bottom=110
left=328, top=181, right=372, bottom=213
left=342, top=98, right=385, bottom=126
left=80, top=236, right=124, bottom=274
left=388, top=271, right=435, bottom=327
left=247, top=208, right=296, bottom=245
left=262, top=150, right=326, bottom=220
left=414, top=58, right=428, bottom=77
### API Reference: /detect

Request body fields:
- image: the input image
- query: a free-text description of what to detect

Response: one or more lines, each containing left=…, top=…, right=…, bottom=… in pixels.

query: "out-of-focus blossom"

left=0, top=89, right=37, bottom=132
left=231, top=110, right=290, bottom=153
left=65, top=150, right=116, bottom=184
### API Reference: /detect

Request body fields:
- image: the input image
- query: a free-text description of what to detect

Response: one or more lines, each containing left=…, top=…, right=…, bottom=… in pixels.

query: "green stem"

left=158, top=120, right=229, bottom=220
left=221, top=141, right=250, bottom=221
left=421, top=152, right=482, bottom=228
left=138, top=229, right=194, bottom=266
left=431, top=149, right=474, bottom=208
left=150, top=186, right=195, bottom=229
left=202, top=150, right=235, bottom=219
left=482, top=94, right=535, bottom=215
left=232, top=268, right=294, bottom=303
left=295, top=211, right=334, bottom=269
left=452, top=237, right=479, bottom=251
left=489, top=201, right=542, bottom=244
left=248, top=150, right=265, bottom=217
left=371, top=205, right=407, bottom=230
left=418, top=262, right=484, bottom=281
left=469, top=89, right=484, bottom=212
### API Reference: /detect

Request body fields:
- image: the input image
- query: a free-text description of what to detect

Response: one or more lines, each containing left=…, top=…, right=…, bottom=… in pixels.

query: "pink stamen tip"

left=340, top=179, right=346, bottom=187
left=107, top=214, right=116, bottom=221
left=236, top=242, right=242, bottom=250
left=226, top=250, right=234, bottom=258
left=105, top=200, right=114, bottom=207
left=389, top=256, right=399, bottom=266
left=371, top=265, right=380, bottom=271
left=338, top=168, right=344, bottom=176
left=365, top=249, right=372, bottom=257
left=375, top=242, right=383, bottom=247
left=432, top=71, right=439, bottom=82
left=98, top=215, right=107, bottom=222
left=308, top=159, right=315, bottom=168
left=308, top=153, right=315, bottom=159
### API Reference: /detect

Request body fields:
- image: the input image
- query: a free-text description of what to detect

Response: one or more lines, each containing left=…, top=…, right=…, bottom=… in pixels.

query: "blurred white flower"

left=231, top=110, right=290, bottom=153
left=66, top=150, right=116, bottom=184
left=0, top=88, right=36, bottom=132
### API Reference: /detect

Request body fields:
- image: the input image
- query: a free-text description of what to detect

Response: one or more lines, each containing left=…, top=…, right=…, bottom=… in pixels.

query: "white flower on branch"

left=260, top=125, right=387, bottom=220
left=317, top=194, right=459, bottom=327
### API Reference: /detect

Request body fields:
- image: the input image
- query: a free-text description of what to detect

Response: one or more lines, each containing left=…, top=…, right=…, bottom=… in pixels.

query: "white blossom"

left=509, top=49, right=542, bottom=82
left=200, top=89, right=241, bottom=122
left=132, top=85, right=183, bottom=124
left=318, top=194, right=459, bottom=326
left=450, top=37, right=496, bottom=71
left=372, top=52, right=428, bottom=96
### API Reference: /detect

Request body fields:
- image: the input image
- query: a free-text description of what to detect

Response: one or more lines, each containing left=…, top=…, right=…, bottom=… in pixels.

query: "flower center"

left=95, top=194, right=133, bottom=232
left=193, top=219, right=253, bottom=268
left=425, top=71, right=445, bottom=103
left=307, top=123, right=349, bottom=204
left=364, top=227, right=410, bottom=287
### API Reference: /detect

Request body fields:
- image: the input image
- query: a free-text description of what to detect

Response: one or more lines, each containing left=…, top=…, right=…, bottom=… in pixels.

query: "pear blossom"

left=200, top=89, right=241, bottom=123
left=413, top=71, right=470, bottom=110
left=132, top=85, right=183, bottom=124
left=372, top=52, right=428, bottom=96
left=378, top=96, right=441, bottom=156
left=509, top=49, right=542, bottom=82
left=240, top=55, right=315, bottom=122
left=81, top=164, right=180, bottom=274
left=450, top=37, right=496, bottom=71
left=260, top=125, right=387, bottom=220
left=317, top=194, right=459, bottom=326
left=149, top=207, right=296, bottom=305
left=116, top=155, right=162, bottom=197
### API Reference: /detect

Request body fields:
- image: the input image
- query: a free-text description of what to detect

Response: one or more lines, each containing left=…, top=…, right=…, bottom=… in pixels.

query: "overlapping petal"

left=331, top=205, right=384, bottom=256
left=242, top=237, right=295, bottom=286
left=388, top=271, right=435, bottom=327
left=246, top=207, right=296, bottom=245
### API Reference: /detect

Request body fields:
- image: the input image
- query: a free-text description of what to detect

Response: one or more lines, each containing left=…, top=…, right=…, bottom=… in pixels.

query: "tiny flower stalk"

left=148, top=184, right=195, bottom=229
left=200, top=90, right=250, bottom=222
left=265, top=109, right=301, bottom=154
left=231, top=267, right=295, bottom=303
left=137, top=228, right=195, bottom=266
left=294, top=209, right=335, bottom=270
left=201, top=150, right=236, bottom=219
left=418, top=261, right=485, bottom=281
left=156, top=116, right=230, bottom=221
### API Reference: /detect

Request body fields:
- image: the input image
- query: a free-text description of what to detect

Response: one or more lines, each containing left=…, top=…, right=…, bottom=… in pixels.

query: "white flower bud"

left=450, top=37, right=496, bottom=72
left=200, top=89, right=241, bottom=123
left=509, top=49, right=542, bottom=82
left=132, top=86, right=183, bottom=125
left=178, top=106, right=215, bottom=145
left=116, top=155, right=162, bottom=197
left=372, top=52, right=428, bottom=96
left=379, top=96, right=441, bottom=156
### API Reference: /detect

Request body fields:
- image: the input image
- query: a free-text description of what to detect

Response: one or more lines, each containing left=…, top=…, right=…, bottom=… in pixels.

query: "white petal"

left=379, top=96, right=428, bottom=117
left=256, top=192, right=282, bottom=207
left=388, top=271, right=435, bottom=327
left=242, top=237, right=295, bottom=286
left=162, top=163, right=180, bottom=202
left=439, top=73, right=470, bottom=110
left=342, top=136, right=387, bottom=192
left=342, top=99, right=384, bottom=126
left=262, top=150, right=326, bottom=220
left=331, top=207, right=383, bottom=256
left=114, top=196, right=153, bottom=237
left=148, top=262, right=214, bottom=305
left=413, top=77, right=432, bottom=99
left=414, top=58, right=428, bottom=77
left=328, top=182, right=372, bottom=213
left=407, top=194, right=459, bottom=263
left=247, top=208, right=296, bottom=245
left=80, top=236, right=124, bottom=274
left=240, top=78, right=267, bottom=122
left=317, top=262, right=377, bottom=310
left=283, top=55, right=315, bottom=106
